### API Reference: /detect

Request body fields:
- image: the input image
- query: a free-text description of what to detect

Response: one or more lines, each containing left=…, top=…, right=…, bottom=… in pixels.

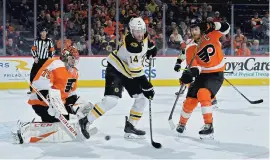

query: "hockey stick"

left=16, top=68, right=78, bottom=139
left=224, top=78, right=263, bottom=104
left=168, top=39, right=201, bottom=130
left=224, top=63, right=240, bottom=74
left=148, top=57, right=162, bottom=149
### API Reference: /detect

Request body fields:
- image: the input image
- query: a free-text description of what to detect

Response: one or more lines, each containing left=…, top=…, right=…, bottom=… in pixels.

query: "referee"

left=28, top=27, right=55, bottom=94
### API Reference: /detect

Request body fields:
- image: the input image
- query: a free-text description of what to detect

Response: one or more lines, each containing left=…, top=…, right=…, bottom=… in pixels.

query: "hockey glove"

left=174, top=59, right=182, bottom=72
left=142, top=87, right=155, bottom=100
left=135, top=75, right=155, bottom=100
left=201, top=22, right=215, bottom=34
left=146, top=42, right=157, bottom=59
left=180, top=67, right=200, bottom=84
left=48, top=105, right=60, bottom=119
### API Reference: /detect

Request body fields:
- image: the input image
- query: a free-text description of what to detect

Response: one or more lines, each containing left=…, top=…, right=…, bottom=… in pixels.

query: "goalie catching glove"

left=47, top=89, right=93, bottom=119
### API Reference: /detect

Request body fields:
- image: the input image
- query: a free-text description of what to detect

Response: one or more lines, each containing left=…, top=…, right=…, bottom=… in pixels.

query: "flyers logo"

left=197, top=44, right=216, bottom=63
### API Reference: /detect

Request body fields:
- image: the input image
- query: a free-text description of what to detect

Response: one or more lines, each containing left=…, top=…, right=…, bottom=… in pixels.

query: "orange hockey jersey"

left=28, top=58, right=79, bottom=106
left=185, top=26, right=229, bottom=73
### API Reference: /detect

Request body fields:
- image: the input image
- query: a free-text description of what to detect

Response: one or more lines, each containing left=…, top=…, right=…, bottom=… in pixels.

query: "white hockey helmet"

left=129, top=17, right=146, bottom=34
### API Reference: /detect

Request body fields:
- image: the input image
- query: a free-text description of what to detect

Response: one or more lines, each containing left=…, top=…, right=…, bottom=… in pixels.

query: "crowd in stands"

left=1, top=0, right=269, bottom=56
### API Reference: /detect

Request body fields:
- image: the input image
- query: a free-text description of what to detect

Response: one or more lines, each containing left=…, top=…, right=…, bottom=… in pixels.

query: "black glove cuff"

left=135, top=75, right=153, bottom=89
left=176, top=59, right=182, bottom=64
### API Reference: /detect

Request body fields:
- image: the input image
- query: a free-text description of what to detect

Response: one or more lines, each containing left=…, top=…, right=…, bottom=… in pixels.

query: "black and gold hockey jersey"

left=107, top=32, right=156, bottom=78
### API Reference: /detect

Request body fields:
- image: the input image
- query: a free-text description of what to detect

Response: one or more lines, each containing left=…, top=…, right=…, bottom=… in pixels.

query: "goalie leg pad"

left=129, top=93, right=147, bottom=126
left=12, top=121, right=79, bottom=144
left=87, top=96, right=118, bottom=123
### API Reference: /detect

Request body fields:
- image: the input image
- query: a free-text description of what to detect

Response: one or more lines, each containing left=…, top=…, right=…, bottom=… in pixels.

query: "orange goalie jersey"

left=28, top=58, right=79, bottom=106
left=186, top=30, right=225, bottom=73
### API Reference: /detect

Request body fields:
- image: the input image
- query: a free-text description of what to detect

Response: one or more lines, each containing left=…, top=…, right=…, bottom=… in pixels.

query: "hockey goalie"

left=12, top=46, right=93, bottom=144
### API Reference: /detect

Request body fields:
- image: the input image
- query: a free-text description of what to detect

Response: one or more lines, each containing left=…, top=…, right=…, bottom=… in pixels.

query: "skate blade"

left=199, top=133, right=214, bottom=140
left=124, top=133, right=145, bottom=139
left=177, top=132, right=185, bottom=137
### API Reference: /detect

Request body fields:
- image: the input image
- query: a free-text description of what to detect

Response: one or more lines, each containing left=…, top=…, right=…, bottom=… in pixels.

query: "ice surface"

left=0, top=86, right=269, bottom=159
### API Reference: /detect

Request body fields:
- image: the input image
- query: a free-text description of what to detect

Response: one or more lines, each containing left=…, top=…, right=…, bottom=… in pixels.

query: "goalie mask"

left=60, top=46, right=79, bottom=67
left=129, top=17, right=146, bottom=42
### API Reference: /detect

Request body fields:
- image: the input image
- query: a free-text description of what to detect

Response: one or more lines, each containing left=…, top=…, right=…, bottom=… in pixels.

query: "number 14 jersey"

left=28, top=58, right=78, bottom=106
left=107, top=32, right=156, bottom=78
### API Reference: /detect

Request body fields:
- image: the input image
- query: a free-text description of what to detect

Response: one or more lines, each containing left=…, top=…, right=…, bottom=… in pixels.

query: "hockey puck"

left=105, top=135, right=111, bottom=141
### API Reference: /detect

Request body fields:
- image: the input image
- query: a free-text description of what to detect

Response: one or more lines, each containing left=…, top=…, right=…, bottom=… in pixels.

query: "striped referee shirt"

left=31, top=38, right=55, bottom=59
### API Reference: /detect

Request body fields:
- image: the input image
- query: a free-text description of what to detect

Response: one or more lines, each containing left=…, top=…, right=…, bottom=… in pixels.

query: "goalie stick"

left=168, top=39, right=201, bottom=130
left=16, top=68, right=79, bottom=139
left=224, top=78, right=263, bottom=104
left=148, top=57, right=162, bottom=149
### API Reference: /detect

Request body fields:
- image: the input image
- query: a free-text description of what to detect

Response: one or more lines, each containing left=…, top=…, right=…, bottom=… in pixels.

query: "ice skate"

left=199, top=124, right=214, bottom=139
left=11, top=120, right=31, bottom=144
left=124, top=116, right=145, bottom=139
left=79, top=116, right=92, bottom=139
left=176, top=124, right=186, bottom=136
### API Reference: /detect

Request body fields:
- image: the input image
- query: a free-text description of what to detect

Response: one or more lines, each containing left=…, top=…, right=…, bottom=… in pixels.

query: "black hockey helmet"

left=190, top=18, right=203, bottom=28
left=40, top=27, right=48, bottom=33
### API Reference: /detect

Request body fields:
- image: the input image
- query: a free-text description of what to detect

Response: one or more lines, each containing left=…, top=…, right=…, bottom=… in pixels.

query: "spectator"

left=43, top=14, right=54, bottom=32
left=170, top=28, right=184, bottom=45
left=104, top=20, right=115, bottom=36
left=251, top=12, right=263, bottom=39
left=91, top=35, right=102, bottom=55
left=262, top=11, right=269, bottom=37
left=66, top=21, right=78, bottom=38
left=56, top=35, right=72, bottom=51
left=213, top=11, right=222, bottom=22
left=79, top=24, right=88, bottom=37
left=220, top=34, right=231, bottom=55
left=147, top=0, right=158, bottom=13
left=234, top=28, right=246, bottom=47
left=13, top=31, right=28, bottom=54
left=37, top=10, right=46, bottom=23
left=76, top=36, right=88, bottom=55
left=250, top=39, right=269, bottom=54
left=236, top=42, right=251, bottom=56
left=6, top=38, right=23, bottom=56
left=51, top=3, right=60, bottom=18
left=166, top=11, right=177, bottom=26
left=206, top=5, right=214, bottom=18
left=72, top=12, right=82, bottom=26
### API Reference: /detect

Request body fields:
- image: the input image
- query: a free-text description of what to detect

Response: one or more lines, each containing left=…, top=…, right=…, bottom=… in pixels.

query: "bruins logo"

left=114, top=88, right=119, bottom=93
left=130, top=42, right=138, bottom=47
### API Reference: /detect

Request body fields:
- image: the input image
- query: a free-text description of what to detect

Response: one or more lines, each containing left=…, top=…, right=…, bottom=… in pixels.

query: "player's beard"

left=192, top=33, right=201, bottom=41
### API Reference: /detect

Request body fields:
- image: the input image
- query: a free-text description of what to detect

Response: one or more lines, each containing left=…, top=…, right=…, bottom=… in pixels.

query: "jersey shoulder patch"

left=124, top=33, right=142, bottom=53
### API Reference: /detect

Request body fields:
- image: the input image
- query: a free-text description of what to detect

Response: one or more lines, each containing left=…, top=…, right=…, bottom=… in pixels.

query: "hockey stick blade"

left=152, top=140, right=162, bottom=149
left=168, top=119, right=176, bottom=130
left=224, top=78, right=264, bottom=105
left=249, top=99, right=263, bottom=104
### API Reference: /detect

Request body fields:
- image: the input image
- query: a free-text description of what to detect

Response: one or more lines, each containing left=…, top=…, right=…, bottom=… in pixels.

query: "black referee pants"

left=29, top=59, right=48, bottom=91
